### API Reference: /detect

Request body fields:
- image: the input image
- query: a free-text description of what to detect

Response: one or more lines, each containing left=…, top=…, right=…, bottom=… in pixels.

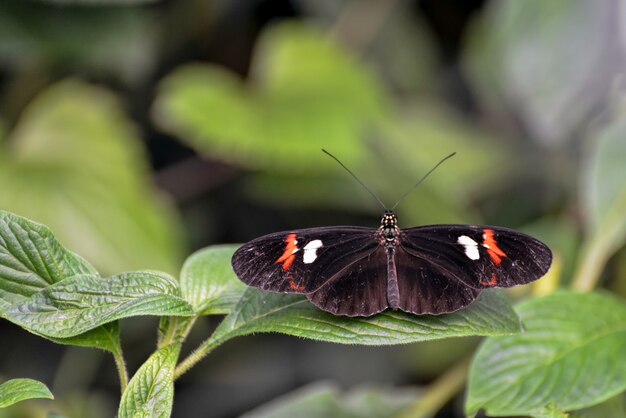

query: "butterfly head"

left=381, top=210, right=398, bottom=228
left=380, top=210, right=399, bottom=243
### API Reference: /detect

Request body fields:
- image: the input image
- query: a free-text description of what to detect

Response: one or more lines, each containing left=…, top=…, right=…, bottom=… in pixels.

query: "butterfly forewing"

left=231, top=226, right=379, bottom=294
left=399, top=225, right=552, bottom=291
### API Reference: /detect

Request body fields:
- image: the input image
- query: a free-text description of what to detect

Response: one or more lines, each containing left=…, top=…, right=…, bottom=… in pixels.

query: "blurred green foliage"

left=0, top=81, right=184, bottom=275
left=154, top=22, right=383, bottom=172
left=239, top=382, right=418, bottom=418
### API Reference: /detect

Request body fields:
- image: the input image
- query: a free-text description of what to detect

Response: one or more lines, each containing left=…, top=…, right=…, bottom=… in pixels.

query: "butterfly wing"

left=399, top=224, right=552, bottom=291
left=231, top=226, right=380, bottom=294
left=394, top=247, right=482, bottom=315
left=306, top=247, right=389, bottom=317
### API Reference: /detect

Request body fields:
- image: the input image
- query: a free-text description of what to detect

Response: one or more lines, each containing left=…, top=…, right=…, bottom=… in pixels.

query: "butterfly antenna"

left=322, top=149, right=388, bottom=211
left=390, top=152, right=456, bottom=211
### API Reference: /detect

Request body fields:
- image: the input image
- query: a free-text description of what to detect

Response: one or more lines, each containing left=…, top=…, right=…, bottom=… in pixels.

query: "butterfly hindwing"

left=231, top=226, right=379, bottom=294
left=395, top=247, right=482, bottom=314
left=399, top=225, right=553, bottom=291
left=307, top=247, right=388, bottom=317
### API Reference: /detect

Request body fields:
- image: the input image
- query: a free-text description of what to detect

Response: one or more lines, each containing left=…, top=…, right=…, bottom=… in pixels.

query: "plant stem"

left=396, top=356, right=471, bottom=418
left=173, top=334, right=227, bottom=380
left=159, top=317, right=197, bottom=348
left=112, top=349, right=129, bottom=394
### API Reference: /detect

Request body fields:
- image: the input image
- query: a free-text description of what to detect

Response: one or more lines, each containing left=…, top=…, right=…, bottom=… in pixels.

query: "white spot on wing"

left=457, top=235, right=480, bottom=260
left=303, top=240, right=323, bottom=264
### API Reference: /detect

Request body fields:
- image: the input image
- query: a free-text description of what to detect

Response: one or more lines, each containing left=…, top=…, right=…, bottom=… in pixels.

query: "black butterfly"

left=231, top=152, right=552, bottom=317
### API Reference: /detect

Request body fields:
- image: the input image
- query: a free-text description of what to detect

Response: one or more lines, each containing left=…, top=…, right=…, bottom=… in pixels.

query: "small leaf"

left=0, top=378, right=53, bottom=408
left=179, top=245, right=246, bottom=314
left=3, top=272, right=194, bottom=338
left=466, top=291, right=626, bottom=416
left=210, top=288, right=520, bottom=347
left=118, top=343, right=181, bottom=418
left=0, top=210, right=97, bottom=307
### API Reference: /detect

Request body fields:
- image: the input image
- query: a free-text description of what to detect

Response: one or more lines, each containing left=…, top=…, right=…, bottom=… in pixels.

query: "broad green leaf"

left=0, top=80, right=184, bottom=275
left=0, top=211, right=124, bottom=352
left=0, top=210, right=97, bottom=308
left=118, top=343, right=180, bottom=418
left=465, top=0, right=621, bottom=145
left=209, top=288, right=520, bottom=347
left=240, top=382, right=417, bottom=418
left=3, top=272, right=193, bottom=338
left=179, top=244, right=246, bottom=314
left=574, top=106, right=626, bottom=290
left=153, top=21, right=384, bottom=172
left=466, top=291, right=626, bottom=416
left=48, top=322, right=122, bottom=354
left=0, top=378, right=53, bottom=408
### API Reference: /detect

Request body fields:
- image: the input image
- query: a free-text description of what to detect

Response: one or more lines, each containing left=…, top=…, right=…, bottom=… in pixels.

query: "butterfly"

left=231, top=151, right=552, bottom=317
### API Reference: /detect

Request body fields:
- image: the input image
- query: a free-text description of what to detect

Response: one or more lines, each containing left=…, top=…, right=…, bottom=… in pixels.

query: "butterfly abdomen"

left=386, top=247, right=400, bottom=309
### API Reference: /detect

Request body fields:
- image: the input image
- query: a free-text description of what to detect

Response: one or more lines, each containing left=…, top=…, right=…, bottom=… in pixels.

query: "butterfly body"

left=231, top=210, right=552, bottom=317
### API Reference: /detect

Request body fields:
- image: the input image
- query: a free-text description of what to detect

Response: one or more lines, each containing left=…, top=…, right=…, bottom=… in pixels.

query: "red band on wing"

left=276, top=233, right=298, bottom=271
left=288, top=278, right=305, bottom=291
left=482, top=229, right=507, bottom=265
left=480, top=274, right=498, bottom=287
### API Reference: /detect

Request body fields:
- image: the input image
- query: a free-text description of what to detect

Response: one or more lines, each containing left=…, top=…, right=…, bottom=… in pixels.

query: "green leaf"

left=179, top=245, right=246, bottom=315
left=48, top=321, right=122, bottom=354
left=209, top=288, right=520, bottom=347
left=466, top=291, right=626, bottom=416
left=0, top=210, right=97, bottom=308
left=0, top=378, right=53, bottom=408
left=118, top=343, right=180, bottom=418
left=240, top=382, right=417, bottom=418
left=574, top=106, right=626, bottom=290
left=0, top=80, right=184, bottom=275
left=153, top=21, right=384, bottom=172
left=3, top=272, right=194, bottom=338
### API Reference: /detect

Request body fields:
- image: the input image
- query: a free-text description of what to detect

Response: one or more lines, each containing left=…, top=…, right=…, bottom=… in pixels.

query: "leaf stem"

left=112, top=349, right=129, bottom=394
left=396, top=356, right=471, bottom=418
left=173, top=333, right=228, bottom=380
